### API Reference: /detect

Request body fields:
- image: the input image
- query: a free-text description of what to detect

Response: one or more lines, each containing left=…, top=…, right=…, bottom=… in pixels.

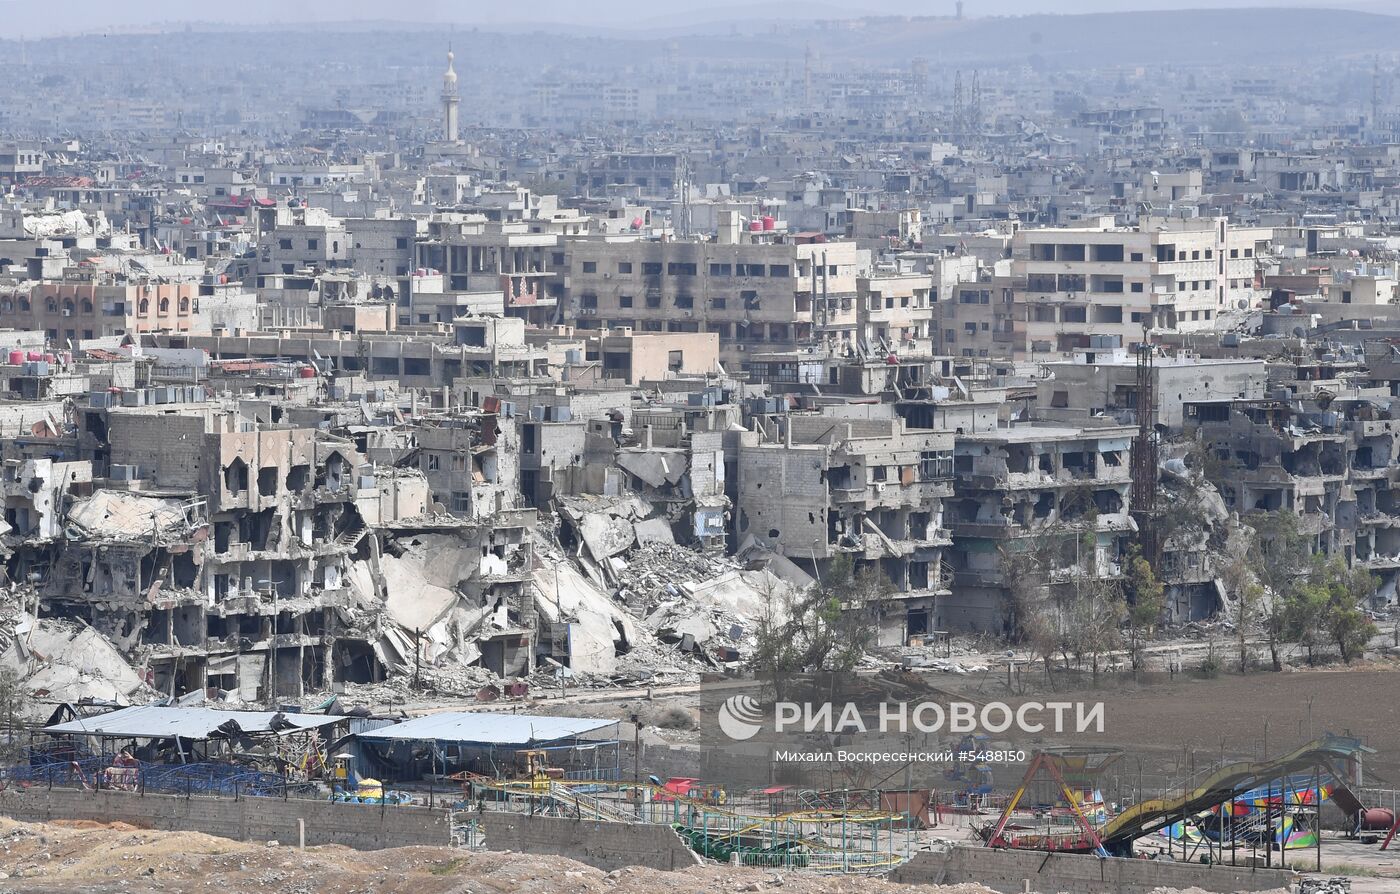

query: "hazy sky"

left=5, top=0, right=1397, bottom=37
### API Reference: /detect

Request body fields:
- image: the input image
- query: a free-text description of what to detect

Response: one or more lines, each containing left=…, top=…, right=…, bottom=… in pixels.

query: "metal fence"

left=3, top=752, right=313, bottom=800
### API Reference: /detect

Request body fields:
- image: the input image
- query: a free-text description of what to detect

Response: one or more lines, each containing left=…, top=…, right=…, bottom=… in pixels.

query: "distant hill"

left=9, top=6, right=1400, bottom=73
left=794, top=8, right=1400, bottom=65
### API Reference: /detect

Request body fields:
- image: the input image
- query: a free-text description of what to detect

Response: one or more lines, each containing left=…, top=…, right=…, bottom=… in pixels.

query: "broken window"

left=257, top=467, right=277, bottom=497
left=214, top=521, right=232, bottom=552
left=1033, top=492, right=1054, bottom=519
left=1063, top=451, right=1089, bottom=474
left=1093, top=489, right=1123, bottom=514
left=918, top=450, right=952, bottom=480
left=286, top=464, right=310, bottom=492
left=224, top=458, right=248, bottom=494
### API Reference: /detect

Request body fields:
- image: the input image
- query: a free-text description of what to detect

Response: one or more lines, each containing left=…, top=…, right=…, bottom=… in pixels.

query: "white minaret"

left=442, top=47, right=460, bottom=143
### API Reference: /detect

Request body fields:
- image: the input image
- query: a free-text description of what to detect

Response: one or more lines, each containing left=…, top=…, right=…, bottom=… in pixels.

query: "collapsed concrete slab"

left=0, top=615, right=151, bottom=714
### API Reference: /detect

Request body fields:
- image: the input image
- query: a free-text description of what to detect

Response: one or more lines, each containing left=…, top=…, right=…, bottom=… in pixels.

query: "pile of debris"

left=0, top=605, right=155, bottom=717
left=615, top=544, right=741, bottom=614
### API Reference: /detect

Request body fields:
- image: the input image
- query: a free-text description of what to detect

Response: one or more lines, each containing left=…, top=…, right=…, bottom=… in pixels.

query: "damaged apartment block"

left=942, top=425, right=1136, bottom=633
left=28, top=390, right=437, bottom=699
left=736, top=411, right=954, bottom=646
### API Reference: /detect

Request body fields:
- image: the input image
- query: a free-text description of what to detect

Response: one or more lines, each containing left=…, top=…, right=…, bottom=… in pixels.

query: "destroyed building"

left=4, top=23, right=1400, bottom=715
left=943, top=424, right=1136, bottom=632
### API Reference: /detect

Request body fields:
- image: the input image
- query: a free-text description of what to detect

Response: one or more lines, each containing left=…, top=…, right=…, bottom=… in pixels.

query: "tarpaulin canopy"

left=44, top=706, right=345, bottom=740
left=353, top=712, right=614, bottom=746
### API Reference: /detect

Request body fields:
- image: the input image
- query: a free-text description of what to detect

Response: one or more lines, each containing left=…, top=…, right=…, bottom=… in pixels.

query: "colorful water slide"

left=1099, top=734, right=1368, bottom=855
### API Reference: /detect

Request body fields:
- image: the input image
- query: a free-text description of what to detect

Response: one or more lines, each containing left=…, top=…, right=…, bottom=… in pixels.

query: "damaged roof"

left=66, top=492, right=191, bottom=540
left=44, top=706, right=346, bottom=740
left=354, top=711, right=615, bottom=746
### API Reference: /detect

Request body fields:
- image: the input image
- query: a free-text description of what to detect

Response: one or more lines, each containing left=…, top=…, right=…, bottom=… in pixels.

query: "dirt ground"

left=0, top=817, right=1300, bottom=894
left=983, top=662, right=1400, bottom=782
left=0, top=817, right=1008, bottom=894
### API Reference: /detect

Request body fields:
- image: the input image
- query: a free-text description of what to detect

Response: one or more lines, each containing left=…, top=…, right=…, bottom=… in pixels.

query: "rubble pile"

left=0, top=606, right=156, bottom=714
left=527, top=527, right=792, bottom=689
left=614, top=544, right=741, bottom=615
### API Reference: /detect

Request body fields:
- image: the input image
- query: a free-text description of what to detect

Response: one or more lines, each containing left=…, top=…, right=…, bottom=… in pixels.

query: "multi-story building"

left=856, top=271, right=935, bottom=350
left=943, top=424, right=1136, bottom=632
left=415, top=224, right=561, bottom=327
left=0, top=276, right=199, bottom=341
left=736, top=412, right=954, bottom=645
left=1010, top=217, right=1271, bottom=356
left=563, top=226, right=867, bottom=362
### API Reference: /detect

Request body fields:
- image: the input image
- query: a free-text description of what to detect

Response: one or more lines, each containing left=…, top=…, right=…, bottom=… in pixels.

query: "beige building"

left=584, top=329, right=719, bottom=385
left=563, top=231, right=867, bottom=361
left=1011, top=217, right=1271, bottom=356
left=0, top=277, right=198, bottom=342
left=856, top=271, right=934, bottom=349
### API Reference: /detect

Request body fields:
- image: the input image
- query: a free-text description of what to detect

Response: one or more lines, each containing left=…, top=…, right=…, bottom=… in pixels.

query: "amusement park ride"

left=979, top=735, right=1380, bottom=860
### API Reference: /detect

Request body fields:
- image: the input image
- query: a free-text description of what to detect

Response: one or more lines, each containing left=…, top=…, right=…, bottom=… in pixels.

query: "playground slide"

left=1099, top=735, right=1366, bottom=855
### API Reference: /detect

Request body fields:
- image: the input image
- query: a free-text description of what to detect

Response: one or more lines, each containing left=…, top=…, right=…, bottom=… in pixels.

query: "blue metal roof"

left=355, top=712, right=616, bottom=746
left=44, top=706, right=346, bottom=740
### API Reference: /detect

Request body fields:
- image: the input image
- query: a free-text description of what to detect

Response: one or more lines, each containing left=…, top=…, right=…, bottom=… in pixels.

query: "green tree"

left=749, top=555, right=880, bottom=699
left=1219, top=528, right=1259, bottom=672
left=1284, top=579, right=1329, bottom=666
left=1123, top=544, right=1165, bottom=673
left=1245, top=511, right=1312, bottom=671
left=1316, top=558, right=1377, bottom=663
left=1234, top=582, right=1265, bottom=673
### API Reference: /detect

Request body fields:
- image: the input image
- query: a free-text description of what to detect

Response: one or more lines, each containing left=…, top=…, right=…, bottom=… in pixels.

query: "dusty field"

left=0, top=817, right=1008, bottom=894
left=0, top=817, right=1304, bottom=894
left=994, top=662, right=1400, bottom=782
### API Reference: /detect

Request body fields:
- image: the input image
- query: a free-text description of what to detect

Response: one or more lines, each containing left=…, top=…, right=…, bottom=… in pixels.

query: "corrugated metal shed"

left=355, top=712, right=615, bottom=746
left=44, top=706, right=346, bottom=739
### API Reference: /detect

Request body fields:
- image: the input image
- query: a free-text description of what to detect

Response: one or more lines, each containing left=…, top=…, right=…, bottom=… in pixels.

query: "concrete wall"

left=0, top=788, right=699, bottom=872
left=888, top=846, right=1298, bottom=894
left=736, top=442, right=829, bottom=558
left=0, top=787, right=446, bottom=851
left=478, top=812, right=701, bottom=871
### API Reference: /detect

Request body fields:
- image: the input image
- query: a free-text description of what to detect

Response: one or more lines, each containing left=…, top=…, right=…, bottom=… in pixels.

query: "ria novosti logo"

left=717, top=694, right=766, bottom=740
left=715, top=696, right=1105, bottom=741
